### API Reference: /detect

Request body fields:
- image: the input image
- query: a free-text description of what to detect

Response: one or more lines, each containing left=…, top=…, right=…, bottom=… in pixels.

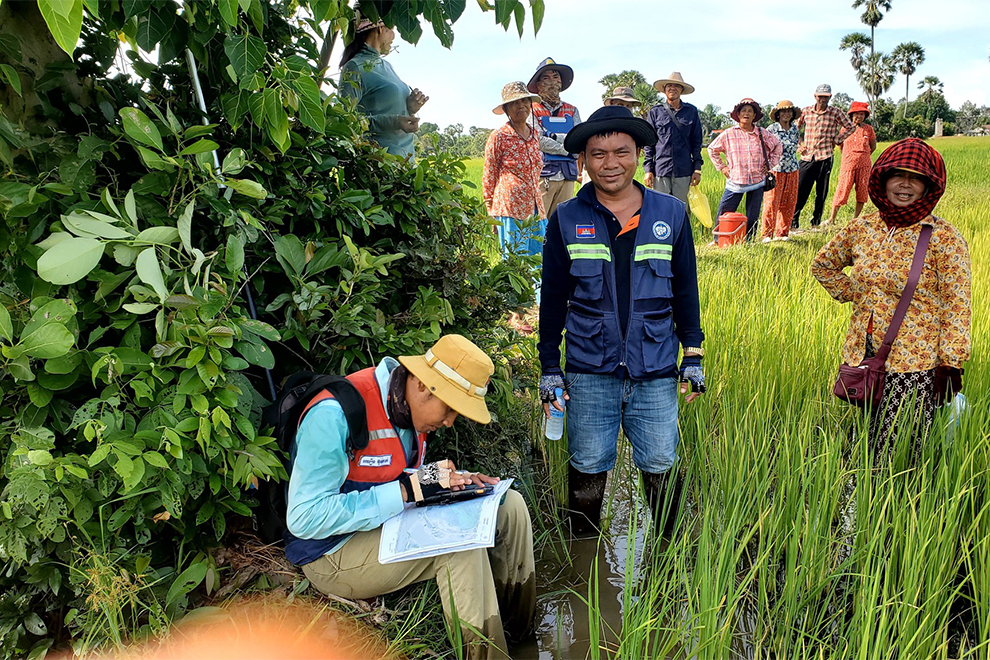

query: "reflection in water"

left=513, top=453, right=650, bottom=659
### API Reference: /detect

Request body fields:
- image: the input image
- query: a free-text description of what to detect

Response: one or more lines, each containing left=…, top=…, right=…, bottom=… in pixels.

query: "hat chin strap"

left=425, top=349, right=488, bottom=397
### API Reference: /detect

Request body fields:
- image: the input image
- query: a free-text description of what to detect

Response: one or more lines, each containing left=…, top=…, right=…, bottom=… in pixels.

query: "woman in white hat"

left=338, top=8, right=428, bottom=159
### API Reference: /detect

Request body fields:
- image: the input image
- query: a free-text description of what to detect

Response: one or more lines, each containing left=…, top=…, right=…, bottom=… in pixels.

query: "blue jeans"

left=564, top=372, right=680, bottom=474
left=716, top=186, right=765, bottom=239
left=495, top=216, right=547, bottom=258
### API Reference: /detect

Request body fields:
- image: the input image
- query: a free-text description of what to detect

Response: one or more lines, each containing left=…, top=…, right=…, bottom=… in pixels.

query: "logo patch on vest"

left=576, top=224, right=596, bottom=238
left=652, top=221, right=671, bottom=240
left=358, top=454, right=392, bottom=468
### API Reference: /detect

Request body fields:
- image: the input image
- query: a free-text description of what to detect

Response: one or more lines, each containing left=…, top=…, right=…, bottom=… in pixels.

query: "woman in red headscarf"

left=811, top=138, right=971, bottom=454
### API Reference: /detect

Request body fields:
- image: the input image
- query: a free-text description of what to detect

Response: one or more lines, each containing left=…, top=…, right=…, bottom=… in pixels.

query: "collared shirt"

left=798, top=104, right=855, bottom=162
left=840, top=123, right=876, bottom=159
left=707, top=126, right=782, bottom=186
left=286, top=358, right=411, bottom=553
left=482, top=123, right=545, bottom=220
left=643, top=101, right=704, bottom=178
left=767, top=122, right=800, bottom=173
left=340, top=45, right=415, bottom=158
left=811, top=213, right=971, bottom=372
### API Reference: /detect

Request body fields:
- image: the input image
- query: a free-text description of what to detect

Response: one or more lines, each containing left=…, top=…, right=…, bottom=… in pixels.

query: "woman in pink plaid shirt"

left=707, top=98, right=782, bottom=240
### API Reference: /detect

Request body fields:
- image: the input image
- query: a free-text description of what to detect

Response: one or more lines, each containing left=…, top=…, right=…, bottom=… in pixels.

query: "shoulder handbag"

left=757, top=128, right=776, bottom=191
left=832, top=225, right=933, bottom=407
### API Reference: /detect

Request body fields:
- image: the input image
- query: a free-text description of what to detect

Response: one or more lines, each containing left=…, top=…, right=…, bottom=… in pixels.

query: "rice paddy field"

left=466, top=136, right=990, bottom=658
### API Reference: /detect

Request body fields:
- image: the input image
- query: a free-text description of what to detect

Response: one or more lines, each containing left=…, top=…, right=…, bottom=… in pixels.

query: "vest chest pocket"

left=569, top=258, right=606, bottom=301
left=634, top=258, right=673, bottom=300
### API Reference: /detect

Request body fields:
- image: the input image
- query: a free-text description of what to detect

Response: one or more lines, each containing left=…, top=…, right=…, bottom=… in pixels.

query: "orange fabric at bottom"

left=761, top=170, right=799, bottom=238
left=832, top=156, right=871, bottom=208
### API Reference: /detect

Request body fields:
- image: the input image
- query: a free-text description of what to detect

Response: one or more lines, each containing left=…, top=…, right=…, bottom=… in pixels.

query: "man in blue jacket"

left=642, top=72, right=703, bottom=205
left=538, top=106, right=706, bottom=537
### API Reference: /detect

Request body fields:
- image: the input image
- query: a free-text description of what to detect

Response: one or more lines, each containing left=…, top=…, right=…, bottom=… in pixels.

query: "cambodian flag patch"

left=576, top=224, right=596, bottom=238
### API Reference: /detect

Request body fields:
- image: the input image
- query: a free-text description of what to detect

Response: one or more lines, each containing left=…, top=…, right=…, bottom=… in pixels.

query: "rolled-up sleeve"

left=286, top=401, right=404, bottom=540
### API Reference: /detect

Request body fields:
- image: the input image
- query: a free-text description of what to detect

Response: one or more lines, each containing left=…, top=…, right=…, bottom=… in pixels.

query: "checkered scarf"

left=868, top=138, right=946, bottom=228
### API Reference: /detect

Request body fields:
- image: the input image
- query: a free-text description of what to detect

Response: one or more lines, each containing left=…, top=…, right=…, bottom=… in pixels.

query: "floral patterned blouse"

left=811, top=212, right=971, bottom=372
left=482, top=123, right=546, bottom=220
left=767, top=122, right=799, bottom=174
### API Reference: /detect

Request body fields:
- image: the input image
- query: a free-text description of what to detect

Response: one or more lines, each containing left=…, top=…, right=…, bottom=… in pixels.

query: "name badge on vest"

left=576, top=224, right=596, bottom=239
left=358, top=455, right=392, bottom=468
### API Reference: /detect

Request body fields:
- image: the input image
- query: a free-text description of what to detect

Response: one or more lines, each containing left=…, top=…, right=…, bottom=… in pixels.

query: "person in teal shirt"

left=338, top=14, right=428, bottom=159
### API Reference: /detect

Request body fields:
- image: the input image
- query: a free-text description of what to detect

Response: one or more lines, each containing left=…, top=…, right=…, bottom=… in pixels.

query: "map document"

left=378, top=478, right=515, bottom=564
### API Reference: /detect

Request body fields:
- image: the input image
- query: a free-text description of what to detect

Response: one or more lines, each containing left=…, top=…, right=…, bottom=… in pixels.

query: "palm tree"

left=891, top=41, right=925, bottom=118
left=917, top=75, right=943, bottom=119
left=850, top=0, right=893, bottom=109
left=840, top=32, right=872, bottom=72
left=856, top=52, right=895, bottom=101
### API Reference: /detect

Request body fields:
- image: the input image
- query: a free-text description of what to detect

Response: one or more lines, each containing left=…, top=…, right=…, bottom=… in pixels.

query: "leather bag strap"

left=875, top=224, right=933, bottom=364
left=662, top=103, right=687, bottom=141
left=757, top=128, right=771, bottom=172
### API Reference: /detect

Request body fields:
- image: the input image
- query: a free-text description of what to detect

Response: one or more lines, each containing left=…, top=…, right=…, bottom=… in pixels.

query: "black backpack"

left=255, top=372, right=369, bottom=545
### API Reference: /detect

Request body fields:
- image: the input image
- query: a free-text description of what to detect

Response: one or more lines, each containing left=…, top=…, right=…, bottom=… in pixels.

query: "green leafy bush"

left=0, top=1, right=539, bottom=655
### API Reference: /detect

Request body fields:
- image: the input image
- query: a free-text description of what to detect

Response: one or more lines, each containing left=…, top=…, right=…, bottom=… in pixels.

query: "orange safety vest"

left=300, top=367, right=425, bottom=491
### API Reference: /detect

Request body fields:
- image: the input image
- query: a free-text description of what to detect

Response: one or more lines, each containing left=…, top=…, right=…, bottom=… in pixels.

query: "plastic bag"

left=688, top=186, right=713, bottom=228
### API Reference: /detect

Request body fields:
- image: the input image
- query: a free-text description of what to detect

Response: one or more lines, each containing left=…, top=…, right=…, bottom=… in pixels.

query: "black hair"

left=339, top=29, right=372, bottom=68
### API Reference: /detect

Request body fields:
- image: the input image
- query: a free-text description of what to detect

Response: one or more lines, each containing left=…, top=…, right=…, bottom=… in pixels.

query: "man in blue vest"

left=286, top=335, right=535, bottom=659
left=537, top=106, right=706, bottom=537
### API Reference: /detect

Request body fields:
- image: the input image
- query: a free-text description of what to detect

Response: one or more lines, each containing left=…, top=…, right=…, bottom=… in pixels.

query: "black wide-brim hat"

left=527, top=57, right=574, bottom=94
left=563, top=106, right=656, bottom=153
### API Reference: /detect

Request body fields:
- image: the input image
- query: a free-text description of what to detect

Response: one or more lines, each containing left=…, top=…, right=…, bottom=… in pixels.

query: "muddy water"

left=512, top=457, right=651, bottom=659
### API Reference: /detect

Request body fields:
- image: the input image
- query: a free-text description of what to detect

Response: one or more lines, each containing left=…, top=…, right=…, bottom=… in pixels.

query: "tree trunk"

left=904, top=76, right=910, bottom=119
left=0, top=0, right=91, bottom=130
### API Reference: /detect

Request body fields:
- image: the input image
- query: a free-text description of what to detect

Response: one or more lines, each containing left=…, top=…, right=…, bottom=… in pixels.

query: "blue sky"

left=350, top=0, right=990, bottom=131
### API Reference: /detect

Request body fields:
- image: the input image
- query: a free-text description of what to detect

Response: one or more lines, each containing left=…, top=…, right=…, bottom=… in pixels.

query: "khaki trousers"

left=652, top=175, right=691, bottom=205
left=541, top=178, right=576, bottom=218
left=302, top=489, right=536, bottom=660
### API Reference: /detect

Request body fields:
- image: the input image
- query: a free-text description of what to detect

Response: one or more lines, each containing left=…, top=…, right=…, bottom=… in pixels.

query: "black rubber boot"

left=567, top=464, right=607, bottom=538
left=642, top=470, right=683, bottom=538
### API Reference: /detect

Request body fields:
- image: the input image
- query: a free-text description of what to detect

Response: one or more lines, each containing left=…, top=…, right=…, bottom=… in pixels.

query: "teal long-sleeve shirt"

left=285, top=358, right=414, bottom=553
left=340, top=45, right=415, bottom=159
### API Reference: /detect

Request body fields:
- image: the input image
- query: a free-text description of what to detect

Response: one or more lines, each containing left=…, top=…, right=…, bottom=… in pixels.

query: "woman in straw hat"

left=339, top=8, right=428, bottom=159
left=483, top=82, right=546, bottom=256
left=760, top=100, right=802, bottom=241
left=826, top=101, right=877, bottom=225
left=812, top=139, right=969, bottom=456
left=707, top=98, right=781, bottom=240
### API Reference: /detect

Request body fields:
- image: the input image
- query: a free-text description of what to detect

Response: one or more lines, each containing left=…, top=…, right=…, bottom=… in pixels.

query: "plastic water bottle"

left=944, top=393, right=968, bottom=442
left=545, top=387, right=565, bottom=440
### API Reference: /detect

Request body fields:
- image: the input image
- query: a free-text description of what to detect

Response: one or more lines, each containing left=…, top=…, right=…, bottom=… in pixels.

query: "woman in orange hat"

left=826, top=101, right=876, bottom=225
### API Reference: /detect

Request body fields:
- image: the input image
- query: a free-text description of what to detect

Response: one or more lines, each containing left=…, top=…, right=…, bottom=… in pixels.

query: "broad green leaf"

left=218, top=0, right=238, bottom=26
left=27, top=383, right=54, bottom=407
left=8, top=354, right=35, bottom=381
left=178, top=139, right=219, bottom=156
left=165, top=294, right=199, bottom=309
left=274, top=235, right=306, bottom=277
left=135, top=227, right=180, bottom=244
left=0, top=64, right=22, bottom=96
left=124, top=189, right=138, bottom=226
left=23, top=299, right=77, bottom=337
left=225, top=178, right=268, bottom=199
left=119, top=107, right=164, bottom=152
left=225, top=234, right=244, bottom=274
left=38, top=0, right=83, bottom=57
left=135, top=5, right=174, bottom=52
left=62, top=212, right=133, bottom=239
left=234, top=339, right=274, bottom=369
left=529, top=0, right=544, bottom=33
left=136, top=146, right=174, bottom=171
left=122, top=302, right=158, bottom=314
left=37, top=237, right=105, bottom=285
left=239, top=318, right=280, bottom=341
left=221, top=148, right=246, bottom=175
left=36, top=232, right=73, bottom=251
left=223, top=34, right=267, bottom=79
left=267, top=106, right=290, bottom=153
left=166, top=562, right=209, bottom=606
left=88, top=444, right=112, bottom=466
left=144, top=451, right=169, bottom=469
left=0, top=304, right=12, bottom=343
left=135, top=248, right=168, bottom=302
left=44, top=350, right=82, bottom=374
left=177, top=202, right=194, bottom=253
left=101, top=187, right=121, bottom=217
left=121, top=456, right=145, bottom=492
left=113, top=244, right=139, bottom=266
left=21, top=323, right=74, bottom=359
left=27, top=449, right=53, bottom=466
left=291, top=77, right=325, bottom=133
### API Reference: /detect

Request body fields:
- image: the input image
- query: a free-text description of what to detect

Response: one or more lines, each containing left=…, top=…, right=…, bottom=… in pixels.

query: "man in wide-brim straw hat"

left=643, top=71, right=703, bottom=205
left=284, top=334, right=536, bottom=659
left=528, top=57, right=583, bottom=219
left=604, top=85, right=641, bottom=110
left=538, top=105, right=706, bottom=541
left=791, top=83, right=856, bottom=230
